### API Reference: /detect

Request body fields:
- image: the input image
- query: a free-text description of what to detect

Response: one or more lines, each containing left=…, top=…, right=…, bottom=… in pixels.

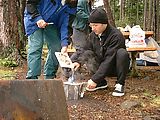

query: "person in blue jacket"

left=24, top=0, right=77, bottom=79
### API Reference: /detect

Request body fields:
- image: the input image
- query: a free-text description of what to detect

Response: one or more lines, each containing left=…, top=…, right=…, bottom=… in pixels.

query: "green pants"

left=27, top=25, right=61, bottom=79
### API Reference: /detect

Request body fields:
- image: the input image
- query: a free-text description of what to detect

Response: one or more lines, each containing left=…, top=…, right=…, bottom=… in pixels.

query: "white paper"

left=55, top=52, right=73, bottom=68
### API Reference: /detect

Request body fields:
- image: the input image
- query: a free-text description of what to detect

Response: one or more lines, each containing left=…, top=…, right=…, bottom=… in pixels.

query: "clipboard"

left=55, top=52, right=73, bottom=68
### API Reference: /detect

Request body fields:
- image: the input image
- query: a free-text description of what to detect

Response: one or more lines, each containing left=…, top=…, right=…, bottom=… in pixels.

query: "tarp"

left=139, top=37, right=160, bottom=66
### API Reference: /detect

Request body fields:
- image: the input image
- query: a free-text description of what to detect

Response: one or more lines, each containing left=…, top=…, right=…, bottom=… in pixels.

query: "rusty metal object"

left=0, top=80, right=69, bottom=120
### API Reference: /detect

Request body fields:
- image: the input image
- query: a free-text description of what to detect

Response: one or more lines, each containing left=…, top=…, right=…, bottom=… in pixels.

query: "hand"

left=37, top=19, right=48, bottom=28
left=72, top=62, right=80, bottom=71
left=87, top=79, right=97, bottom=89
left=61, top=46, right=68, bottom=54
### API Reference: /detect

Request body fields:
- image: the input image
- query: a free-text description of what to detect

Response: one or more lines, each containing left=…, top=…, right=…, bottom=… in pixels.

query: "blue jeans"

left=27, top=25, right=61, bottom=79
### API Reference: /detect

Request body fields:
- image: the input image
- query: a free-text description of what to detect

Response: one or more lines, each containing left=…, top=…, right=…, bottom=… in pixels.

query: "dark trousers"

left=82, top=48, right=130, bottom=85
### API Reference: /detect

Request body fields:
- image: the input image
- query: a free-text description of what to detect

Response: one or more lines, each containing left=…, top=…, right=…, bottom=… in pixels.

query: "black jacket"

left=72, top=24, right=126, bottom=81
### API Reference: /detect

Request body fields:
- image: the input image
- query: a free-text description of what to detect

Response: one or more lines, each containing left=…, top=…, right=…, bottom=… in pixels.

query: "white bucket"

left=63, top=82, right=87, bottom=100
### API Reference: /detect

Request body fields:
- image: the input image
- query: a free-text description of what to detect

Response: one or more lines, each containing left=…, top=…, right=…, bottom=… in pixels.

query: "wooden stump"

left=0, top=80, right=69, bottom=120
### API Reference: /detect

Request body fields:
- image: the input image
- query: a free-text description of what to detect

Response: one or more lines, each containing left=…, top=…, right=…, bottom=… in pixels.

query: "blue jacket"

left=24, top=0, right=77, bottom=47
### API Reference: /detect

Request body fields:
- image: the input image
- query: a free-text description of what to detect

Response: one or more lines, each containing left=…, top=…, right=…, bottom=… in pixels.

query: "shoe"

left=112, top=83, right=124, bottom=96
left=86, top=79, right=108, bottom=92
left=26, top=76, right=38, bottom=79
left=45, top=76, right=54, bottom=79
left=44, top=75, right=56, bottom=79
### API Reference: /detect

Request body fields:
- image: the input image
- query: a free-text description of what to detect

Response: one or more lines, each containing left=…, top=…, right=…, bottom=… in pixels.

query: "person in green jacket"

left=71, top=0, right=94, bottom=50
left=63, top=0, right=94, bottom=78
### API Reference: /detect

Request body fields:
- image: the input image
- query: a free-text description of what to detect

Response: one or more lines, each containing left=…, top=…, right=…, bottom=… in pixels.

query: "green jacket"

left=72, top=0, right=91, bottom=31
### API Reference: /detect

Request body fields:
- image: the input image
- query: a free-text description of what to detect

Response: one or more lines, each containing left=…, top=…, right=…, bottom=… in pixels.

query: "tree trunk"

left=103, top=0, right=116, bottom=27
left=143, top=0, right=147, bottom=30
left=120, top=0, right=125, bottom=21
left=155, top=0, right=160, bottom=43
left=136, top=0, right=139, bottom=24
left=0, top=0, right=26, bottom=59
left=143, top=0, right=160, bottom=43
left=146, top=0, right=152, bottom=30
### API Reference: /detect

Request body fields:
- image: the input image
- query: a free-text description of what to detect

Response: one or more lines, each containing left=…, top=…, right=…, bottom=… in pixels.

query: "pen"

left=47, top=23, right=54, bottom=25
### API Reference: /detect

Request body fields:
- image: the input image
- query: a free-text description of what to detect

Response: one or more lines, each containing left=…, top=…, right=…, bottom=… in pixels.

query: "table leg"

left=130, top=51, right=139, bottom=77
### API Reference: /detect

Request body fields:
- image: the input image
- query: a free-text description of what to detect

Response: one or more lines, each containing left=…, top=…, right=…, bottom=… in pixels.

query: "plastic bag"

left=129, top=25, right=146, bottom=48
left=143, top=37, right=160, bottom=65
left=144, top=37, right=160, bottom=59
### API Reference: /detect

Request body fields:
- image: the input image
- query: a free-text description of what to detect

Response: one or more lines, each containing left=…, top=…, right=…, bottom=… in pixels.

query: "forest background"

left=0, top=1, right=159, bottom=119
left=0, top=0, right=160, bottom=65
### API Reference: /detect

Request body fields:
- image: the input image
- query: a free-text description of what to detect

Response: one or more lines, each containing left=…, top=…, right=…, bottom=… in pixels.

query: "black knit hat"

left=88, top=8, right=108, bottom=24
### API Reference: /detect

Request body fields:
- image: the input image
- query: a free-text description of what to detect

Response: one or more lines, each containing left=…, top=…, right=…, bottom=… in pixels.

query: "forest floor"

left=0, top=60, right=160, bottom=120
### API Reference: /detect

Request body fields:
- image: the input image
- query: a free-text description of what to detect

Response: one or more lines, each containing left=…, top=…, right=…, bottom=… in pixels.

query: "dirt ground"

left=0, top=60, right=160, bottom=120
